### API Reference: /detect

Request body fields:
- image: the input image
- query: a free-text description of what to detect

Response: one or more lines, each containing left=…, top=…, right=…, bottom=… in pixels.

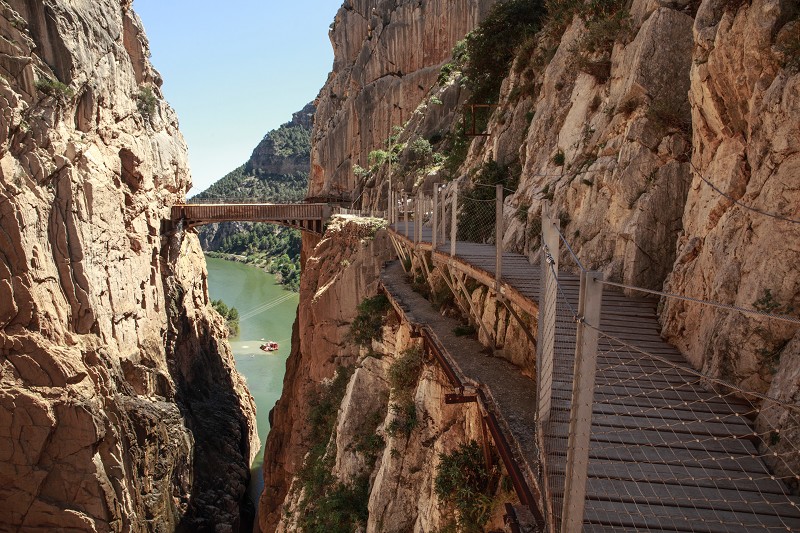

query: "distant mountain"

left=194, top=103, right=314, bottom=203
left=195, top=103, right=315, bottom=291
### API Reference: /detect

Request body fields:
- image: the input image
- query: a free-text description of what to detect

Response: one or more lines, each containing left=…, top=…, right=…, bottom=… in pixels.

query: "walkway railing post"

left=450, top=188, right=458, bottom=257
left=562, top=271, right=603, bottom=533
left=415, top=193, right=421, bottom=245
left=495, top=184, right=503, bottom=294
left=537, top=200, right=559, bottom=426
left=432, top=185, right=439, bottom=249
left=403, top=192, right=409, bottom=238
left=441, top=185, right=447, bottom=245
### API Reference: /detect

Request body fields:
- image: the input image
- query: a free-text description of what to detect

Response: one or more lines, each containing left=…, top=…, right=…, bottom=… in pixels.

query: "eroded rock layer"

left=0, top=1, right=257, bottom=530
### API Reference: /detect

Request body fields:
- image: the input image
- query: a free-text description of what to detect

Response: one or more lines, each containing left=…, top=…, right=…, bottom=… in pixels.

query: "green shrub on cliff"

left=34, top=77, right=74, bottom=100
left=349, top=294, right=391, bottom=346
left=435, top=441, right=494, bottom=532
left=136, top=87, right=157, bottom=118
left=297, top=366, right=371, bottom=532
left=211, top=299, right=240, bottom=336
left=463, top=0, right=545, bottom=103
left=386, top=346, right=423, bottom=438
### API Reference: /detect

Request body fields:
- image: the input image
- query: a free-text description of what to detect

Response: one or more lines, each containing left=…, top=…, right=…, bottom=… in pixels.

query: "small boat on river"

left=260, top=341, right=279, bottom=352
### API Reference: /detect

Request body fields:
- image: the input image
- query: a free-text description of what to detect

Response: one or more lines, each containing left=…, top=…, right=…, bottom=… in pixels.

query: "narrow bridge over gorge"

left=170, top=200, right=333, bottom=235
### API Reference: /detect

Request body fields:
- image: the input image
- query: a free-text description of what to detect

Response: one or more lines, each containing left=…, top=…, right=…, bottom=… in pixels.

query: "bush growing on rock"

left=348, top=294, right=391, bottom=346
left=34, top=77, right=74, bottom=100
left=463, top=0, right=545, bottom=103
left=136, top=86, right=157, bottom=118
left=435, top=441, right=494, bottom=532
left=387, top=346, right=423, bottom=438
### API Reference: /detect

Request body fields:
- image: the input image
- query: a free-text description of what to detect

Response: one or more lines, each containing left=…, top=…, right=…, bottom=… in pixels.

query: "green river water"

left=204, top=256, right=298, bottom=505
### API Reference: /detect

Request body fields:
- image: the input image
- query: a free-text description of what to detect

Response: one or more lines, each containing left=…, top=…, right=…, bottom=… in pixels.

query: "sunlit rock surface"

left=0, top=0, right=257, bottom=530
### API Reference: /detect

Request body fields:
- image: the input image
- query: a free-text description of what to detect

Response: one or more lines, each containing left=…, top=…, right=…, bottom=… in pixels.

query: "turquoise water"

left=205, top=256, right=298, bottom=504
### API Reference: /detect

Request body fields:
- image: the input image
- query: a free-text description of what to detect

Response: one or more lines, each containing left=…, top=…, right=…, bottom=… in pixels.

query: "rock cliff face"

left=661, top=0, right=800, bottom=393
left=0, top=1, right=257, bottom=530
left=309, top=0, right=499, bottom=199
left=332, top=0, right=798, bottom=393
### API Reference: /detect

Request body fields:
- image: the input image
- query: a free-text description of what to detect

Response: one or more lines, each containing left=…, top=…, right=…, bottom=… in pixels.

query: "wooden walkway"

left=170, top=202, right=331, bottom=234
left=389, top=222, right=800, bottom=532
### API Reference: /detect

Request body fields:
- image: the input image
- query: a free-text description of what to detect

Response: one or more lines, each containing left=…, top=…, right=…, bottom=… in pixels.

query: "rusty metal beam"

left=504, top=504, right=522, bottom=533
left=420, top=328, right=463, bottom=390
left=478, top=390, right=545, bottom=527
left=444, top=393, right=477, bottom=404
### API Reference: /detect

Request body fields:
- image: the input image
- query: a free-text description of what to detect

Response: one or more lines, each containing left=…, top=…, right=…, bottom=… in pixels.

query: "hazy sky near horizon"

left=132, top=0, right=341, bottom=196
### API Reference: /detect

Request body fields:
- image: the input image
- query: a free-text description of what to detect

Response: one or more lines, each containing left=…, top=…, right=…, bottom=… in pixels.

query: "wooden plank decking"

left=389, top=222, right=800, bottom=532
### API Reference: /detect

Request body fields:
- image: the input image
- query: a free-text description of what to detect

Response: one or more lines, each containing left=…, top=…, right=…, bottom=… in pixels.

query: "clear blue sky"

left=132, top=0, right=341, bottom=195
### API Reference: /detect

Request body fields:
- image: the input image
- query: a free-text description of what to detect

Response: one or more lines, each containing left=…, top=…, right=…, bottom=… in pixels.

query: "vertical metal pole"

left=441, top=185, right=447, bottom=245
left=537, top=201, right=559, bottom=425
left=561, top=271, right=603, bottom=533
left=432, top=185, right=439, bottom=249
left=495, top=184, right=503, bottom=294
left=450, top=188, right=457, bottom=257
left=403, top=192, right=409, bottom=238
left=414, top=191, right=425, bottom=244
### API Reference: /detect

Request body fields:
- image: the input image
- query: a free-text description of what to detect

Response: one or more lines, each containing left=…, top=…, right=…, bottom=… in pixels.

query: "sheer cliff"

left=309, top=0, right=500, bottom=199
left=0, top=0, right=257, bottom=530
left=263, top=0, right=798, bottom=530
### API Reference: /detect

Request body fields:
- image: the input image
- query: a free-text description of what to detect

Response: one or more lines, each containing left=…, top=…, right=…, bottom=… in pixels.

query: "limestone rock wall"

left=661, top=0, right=800, bottom=392
left=273, top=322, right=491, bottom=533
left=264, top=0, right=799, bottom=530
left=309, top=0, right=499, bottom=199
left=464, top=1, right=694, bottom=291
left=260, top=218, right=514, bottom=531
left=0, top=1, right=257, bottom=530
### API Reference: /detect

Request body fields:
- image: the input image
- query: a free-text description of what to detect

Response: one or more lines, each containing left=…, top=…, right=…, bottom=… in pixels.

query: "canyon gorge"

left=1, top=0, right=798, bottom=532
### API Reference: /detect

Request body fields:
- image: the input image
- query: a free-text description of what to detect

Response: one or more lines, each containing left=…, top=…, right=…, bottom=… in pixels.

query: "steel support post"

left=561, top=271, right=603, bottom=533
left=432, top=185, right=439, bottom=249
left=450, top=188, right=457, bottom=257
left=495, top=184, right=503, bottom=294
left=537, top=200, right=559, bottom=425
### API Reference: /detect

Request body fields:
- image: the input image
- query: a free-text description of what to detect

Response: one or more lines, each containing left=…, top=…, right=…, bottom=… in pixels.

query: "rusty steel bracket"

left=444, top=393, right=477, bottom=404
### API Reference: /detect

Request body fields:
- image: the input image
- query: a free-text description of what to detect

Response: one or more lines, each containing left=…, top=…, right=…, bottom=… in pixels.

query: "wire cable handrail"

left=688, top=160, right=800, bottom=225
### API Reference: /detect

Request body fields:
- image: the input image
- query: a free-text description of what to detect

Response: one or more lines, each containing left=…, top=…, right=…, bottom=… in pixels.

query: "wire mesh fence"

left=538, top=259, right=581, bottom=532
left=572, top=323, right=800, bottom=531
